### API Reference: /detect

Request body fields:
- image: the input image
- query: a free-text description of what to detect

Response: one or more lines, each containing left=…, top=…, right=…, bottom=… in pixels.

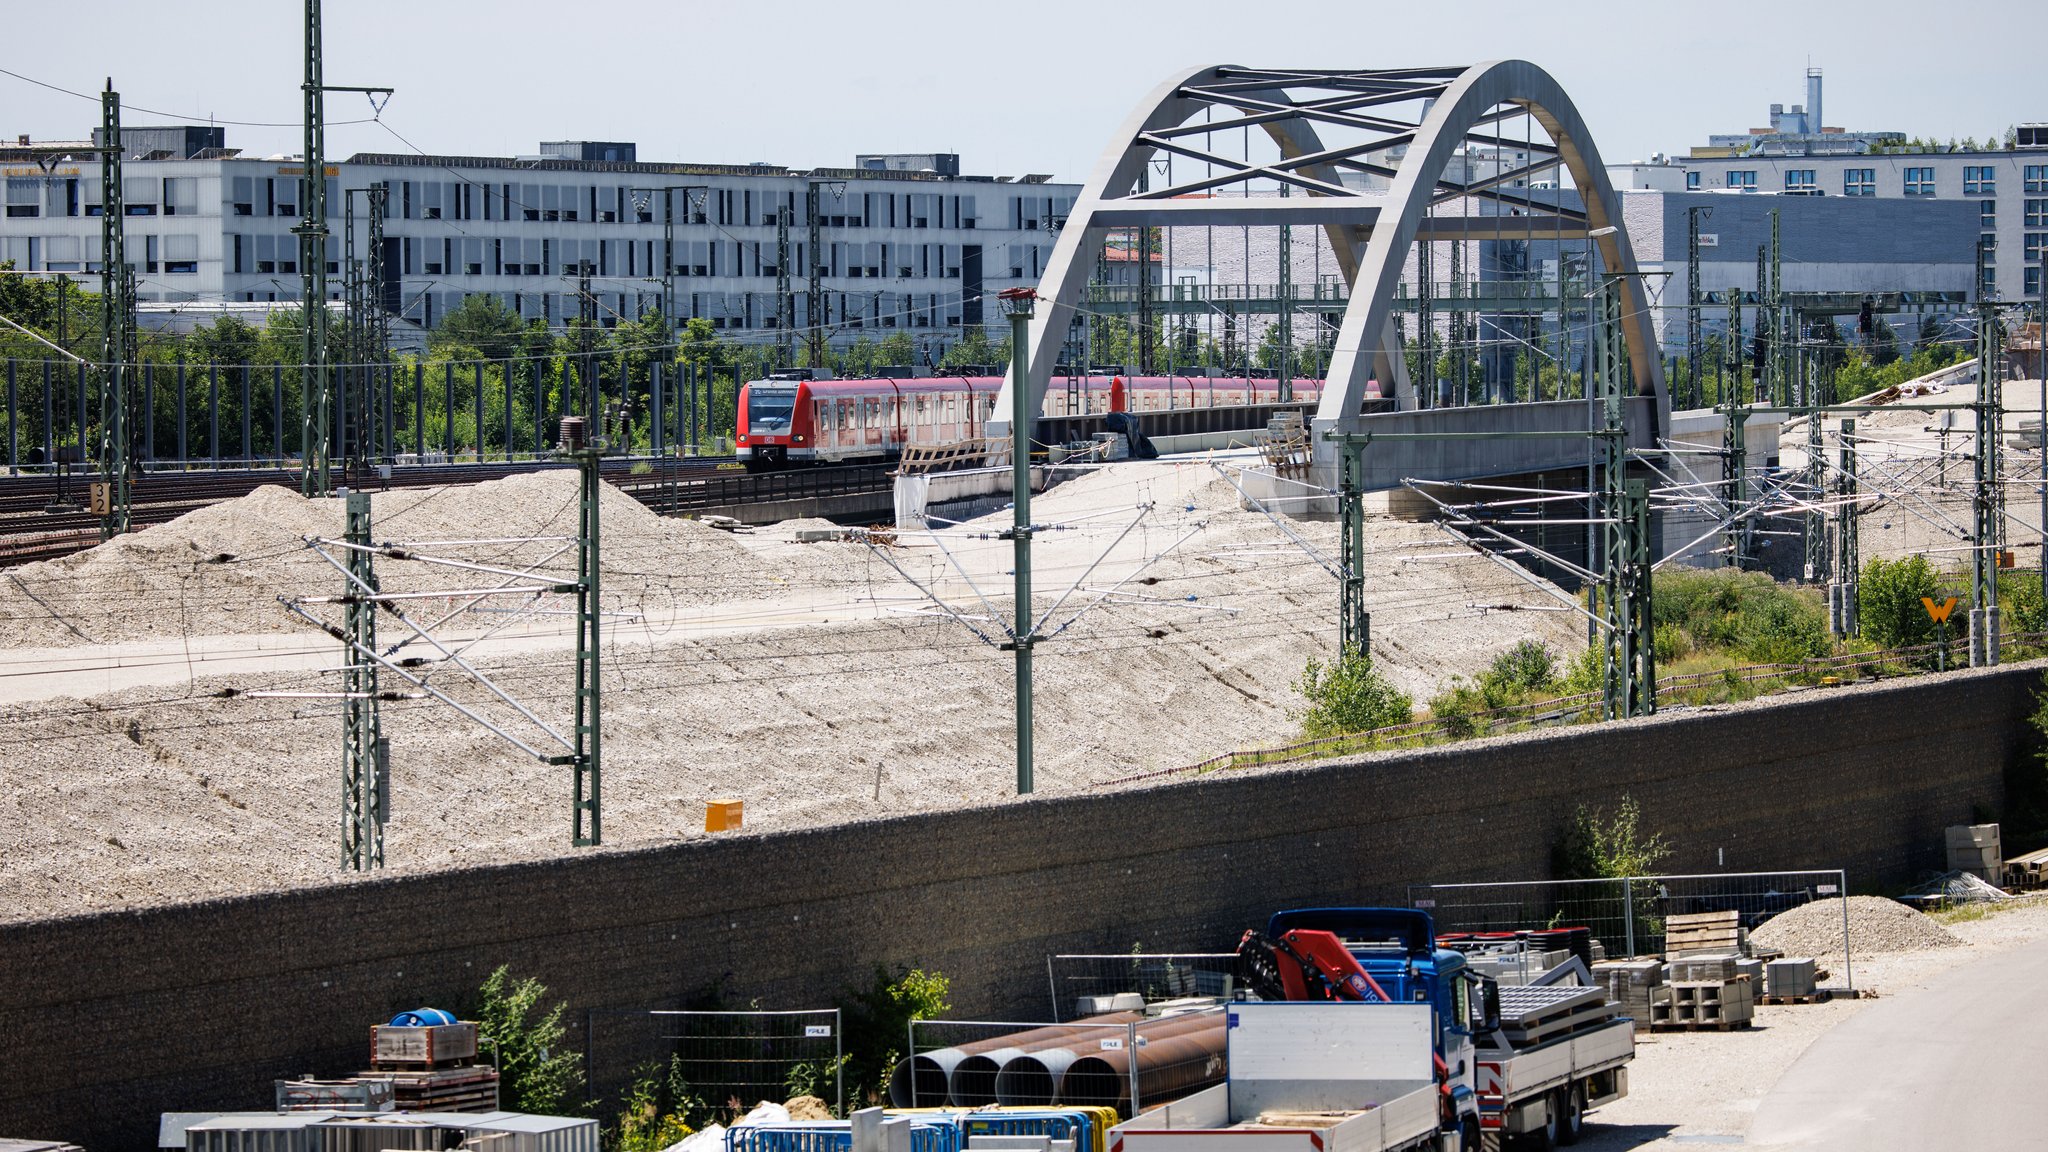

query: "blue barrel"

left=389, top=1008, right=458, bottom=1027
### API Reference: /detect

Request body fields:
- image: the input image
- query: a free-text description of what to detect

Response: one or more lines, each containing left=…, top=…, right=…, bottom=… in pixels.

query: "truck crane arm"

left=1235, top=928, right=1394, bottom=1003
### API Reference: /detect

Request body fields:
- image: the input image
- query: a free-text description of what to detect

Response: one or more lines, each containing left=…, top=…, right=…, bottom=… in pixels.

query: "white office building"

left=0, top=133, right=1078, bottom=351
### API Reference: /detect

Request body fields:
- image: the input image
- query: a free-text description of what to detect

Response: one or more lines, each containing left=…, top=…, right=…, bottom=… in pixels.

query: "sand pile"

left=1752, top=895, right=1962, bottom=957
left=0, top=472, right=864, bottom=648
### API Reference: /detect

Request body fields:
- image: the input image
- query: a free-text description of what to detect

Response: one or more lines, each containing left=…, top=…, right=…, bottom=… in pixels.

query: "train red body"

left=735, top=373, right=1325, bottom=469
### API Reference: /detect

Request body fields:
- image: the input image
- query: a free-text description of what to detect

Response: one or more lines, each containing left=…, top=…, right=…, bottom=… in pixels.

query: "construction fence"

left=1407, top=869, right=1855, bottom=993
left=1042, top=953, right=1238, bottom=1022
left=584, top=1007, right=843, bottom=1120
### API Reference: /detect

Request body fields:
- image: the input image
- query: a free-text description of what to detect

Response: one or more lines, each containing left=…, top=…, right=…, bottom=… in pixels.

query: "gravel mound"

left=0, top=472, right=861, bottom=648
left=0, top=458, right=1592, bottom=921
left=1752, top=895, right=1962, bottom=956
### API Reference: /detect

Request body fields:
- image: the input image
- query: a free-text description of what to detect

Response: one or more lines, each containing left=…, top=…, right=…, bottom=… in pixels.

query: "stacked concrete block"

left=1765, top=958, right=1819, bottom=999
left=1655, top=976, right=1755, bottom=1029
left=1591, top=959, right=1664, bottom=1032
left=1667, top=954, right=1741, bottom=982
left=1946, top=823, right=2003, bottom=881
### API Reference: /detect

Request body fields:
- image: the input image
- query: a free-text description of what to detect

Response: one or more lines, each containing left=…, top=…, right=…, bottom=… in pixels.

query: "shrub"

left=1293, top=652, right=1414, bottom=738
left=840, top=966, right=950, bottom=1109
left=1427, top=678, right=1488, bottom=740
left=1653, top=568, right=1829, bottom=664
left=1480, top=640, right=1557, bottom=706
left=474, top=965, right=586, bottom=1117
left=1860, top=554, right=1940, bottom=649
left=1652, top=622, right=1692, bottom=664
left=1553, top=796, right=1672, bottom=880
left=1557, top=646, right=1604, bottom=698
left=612, top=1057, right=700, bottom=1152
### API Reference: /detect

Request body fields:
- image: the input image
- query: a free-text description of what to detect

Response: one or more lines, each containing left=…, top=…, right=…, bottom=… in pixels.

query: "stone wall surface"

left=3, top=662, right=2034, bottom=1150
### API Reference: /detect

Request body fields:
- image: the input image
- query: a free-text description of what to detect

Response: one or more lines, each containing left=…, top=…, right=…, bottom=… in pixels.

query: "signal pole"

left=999, top=288, right=1038, bottom=794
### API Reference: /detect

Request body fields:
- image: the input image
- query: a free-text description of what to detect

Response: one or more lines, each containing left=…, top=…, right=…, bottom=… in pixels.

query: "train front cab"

left=737, top=378, right=809, bottom=471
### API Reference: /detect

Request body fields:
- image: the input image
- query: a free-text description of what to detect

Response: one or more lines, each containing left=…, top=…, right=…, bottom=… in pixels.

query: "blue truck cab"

left=1267, top=908, right=1493, bottom=1142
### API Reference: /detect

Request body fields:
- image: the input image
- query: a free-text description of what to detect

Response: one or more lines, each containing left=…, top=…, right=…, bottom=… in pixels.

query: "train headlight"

left=795, top=435, right=805, bottom=443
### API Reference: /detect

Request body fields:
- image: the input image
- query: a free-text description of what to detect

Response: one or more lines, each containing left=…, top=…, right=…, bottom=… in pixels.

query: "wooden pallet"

left=1650, top=1017, right=1754, bottom=1032
left=1759, top=991, right=1831, bottom=1005
left=1663, top=910, right=1741, bottom=957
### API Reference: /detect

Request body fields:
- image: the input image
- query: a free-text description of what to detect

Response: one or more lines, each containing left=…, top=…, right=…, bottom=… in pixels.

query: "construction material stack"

left=1589, top=959, right=1666, bottom=1032
left=1662, top=910, right=1742, bottom=958
left=1946, top=823, right=2003, bottom=882
left=1653, top=955, right=1754, bottom=1031
left=1762, top=958, right=1822, bottom=1004
left=363, top=1013, right=499, bottom=1112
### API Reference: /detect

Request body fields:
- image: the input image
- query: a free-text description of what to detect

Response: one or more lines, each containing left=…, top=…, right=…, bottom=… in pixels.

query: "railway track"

left=0, top=456, right=749, bottom=566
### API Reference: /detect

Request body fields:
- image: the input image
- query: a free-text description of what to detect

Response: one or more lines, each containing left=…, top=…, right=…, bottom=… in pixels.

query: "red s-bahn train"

left=735, top=372, right=1323, bottom=470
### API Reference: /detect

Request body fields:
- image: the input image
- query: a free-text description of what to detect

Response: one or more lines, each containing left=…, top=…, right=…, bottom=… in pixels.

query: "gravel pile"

left=0, top=458, right=1589, bottom=920
left=0, top=472, right=860, bottom=649
left=1752, top=895, right=1962, bottom=957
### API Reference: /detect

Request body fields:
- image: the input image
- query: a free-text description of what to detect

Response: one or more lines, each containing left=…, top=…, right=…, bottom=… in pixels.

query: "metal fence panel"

left=665, top=1009, right=843, bottom=1119
left=1408, top=870, right=1854, bottom=992
left=586, top=1008, right=843, bottom=1122
left=1043, top=953, right=1238, bottom=1022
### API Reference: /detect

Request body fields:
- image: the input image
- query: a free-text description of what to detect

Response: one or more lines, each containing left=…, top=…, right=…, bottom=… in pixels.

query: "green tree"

left=1860, top=554, right=1941, bottom=649
left=433, top=293, right=529, bottom=361
left=1293, top=652, right=1414, bottom=738
left=877, top=330, right=916, bottom=370
left=187, top=314, right=260, bottom=367
left=472, top=965, right=586, bottom=1116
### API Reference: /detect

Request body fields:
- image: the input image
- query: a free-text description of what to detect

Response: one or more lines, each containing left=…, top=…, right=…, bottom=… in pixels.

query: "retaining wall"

left=2, top=663, right=2037, bottom=1150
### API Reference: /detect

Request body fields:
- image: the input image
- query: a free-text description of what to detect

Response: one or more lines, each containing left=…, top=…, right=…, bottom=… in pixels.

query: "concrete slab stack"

left=1946, top=824, right=2003, bottom=882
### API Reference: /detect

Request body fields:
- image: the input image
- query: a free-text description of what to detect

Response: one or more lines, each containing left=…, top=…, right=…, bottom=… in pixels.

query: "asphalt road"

left=1746, top=936, right=2045, bottom=1149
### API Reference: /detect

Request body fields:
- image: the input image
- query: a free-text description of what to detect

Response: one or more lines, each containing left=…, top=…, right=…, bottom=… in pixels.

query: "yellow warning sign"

left=1922, top=596, right=1959, bottom=624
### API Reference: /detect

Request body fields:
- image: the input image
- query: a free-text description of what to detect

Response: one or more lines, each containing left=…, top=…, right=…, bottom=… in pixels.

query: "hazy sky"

left=5, top=0, right=2037, bottom=182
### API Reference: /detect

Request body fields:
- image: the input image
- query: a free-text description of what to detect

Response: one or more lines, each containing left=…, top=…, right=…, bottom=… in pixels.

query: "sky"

left=3, top=0, right=2037, bottom=183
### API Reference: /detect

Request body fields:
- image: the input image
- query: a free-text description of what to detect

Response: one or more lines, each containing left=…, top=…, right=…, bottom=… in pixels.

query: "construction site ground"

left=1779, top=370, right=2048, bottom=568
left=0, top=449, right=1586, bottom=921
left=1581, top=895, right=2048, bottom=1150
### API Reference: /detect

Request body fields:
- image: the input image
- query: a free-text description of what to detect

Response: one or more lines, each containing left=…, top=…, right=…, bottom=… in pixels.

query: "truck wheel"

left=1555, top=1086, right=1585, bottom=1146
left=1463, top=1118, right=1484, bottom=1152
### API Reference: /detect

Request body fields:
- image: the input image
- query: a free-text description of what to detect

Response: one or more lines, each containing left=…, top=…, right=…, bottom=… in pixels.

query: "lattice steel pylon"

left=566, top=430, right=604, bottom=845
left=995, top=62, right=1667, bottom=462
left=341, top=490, right=386, bottom=870
left=1594, top=278, right=1654, bottom=719
left=97, top=81, right=134, bottom=540
left=1971, top=304, right=2006, bottom=666
left=1833, top=417, right=1859, bottom=637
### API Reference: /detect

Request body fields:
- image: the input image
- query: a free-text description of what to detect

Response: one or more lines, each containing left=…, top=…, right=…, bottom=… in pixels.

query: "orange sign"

left=1922, top=596, right=1959, bottom=624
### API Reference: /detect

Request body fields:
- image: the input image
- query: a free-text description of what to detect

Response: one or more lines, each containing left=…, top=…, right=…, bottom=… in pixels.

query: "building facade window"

left=1904, top=167, right=1936, bottom=196
left=2027, top=266, right=2042, bottom=298
left=1685, top=171, right=1700, bottom=190
left=2028, top=165, right=2048, bottom=194
left=2026, top=233, right=2046, bottom=263
left=2028, top=199, right=2048, bottom=228
left=1844, top=169, right=1875, bottom=197
left=1983, top=200, right=1998, bottom=228
left=1785, top=169, right=1816, bottom=192
left=1726, top=170, right=1757, bottom=190
left=1964, top=165, right=1996, bottom=195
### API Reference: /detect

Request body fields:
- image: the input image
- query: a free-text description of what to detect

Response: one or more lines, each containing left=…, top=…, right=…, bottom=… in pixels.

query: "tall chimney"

left=1806, top=68, right=1824, bottom=133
